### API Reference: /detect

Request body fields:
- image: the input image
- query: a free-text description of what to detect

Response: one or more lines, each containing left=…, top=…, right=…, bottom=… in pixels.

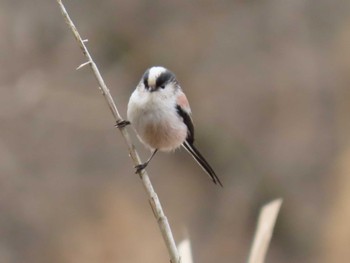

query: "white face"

left=139, top=66, right=178, bottom=93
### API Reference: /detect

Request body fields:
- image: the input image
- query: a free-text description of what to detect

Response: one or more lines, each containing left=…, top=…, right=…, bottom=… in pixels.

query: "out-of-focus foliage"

left=0, top=0, right=349, bottom=262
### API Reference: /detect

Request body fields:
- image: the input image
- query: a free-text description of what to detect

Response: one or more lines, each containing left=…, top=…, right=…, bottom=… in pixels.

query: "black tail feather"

left=182, top=141, right=223, bottom=187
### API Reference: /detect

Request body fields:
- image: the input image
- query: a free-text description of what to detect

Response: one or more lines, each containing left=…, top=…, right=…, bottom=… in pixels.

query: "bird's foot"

left=135, top=163, right=148, bottom=174
left=115, top=119, right=130, bottom=128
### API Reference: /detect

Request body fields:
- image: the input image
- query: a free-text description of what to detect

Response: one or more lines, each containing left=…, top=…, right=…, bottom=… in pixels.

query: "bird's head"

left=141, top=66, right=177, bottom=93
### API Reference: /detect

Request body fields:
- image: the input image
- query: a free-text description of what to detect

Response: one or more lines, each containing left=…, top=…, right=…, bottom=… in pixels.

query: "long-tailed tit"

left=127, top=66, right=222, bottom=186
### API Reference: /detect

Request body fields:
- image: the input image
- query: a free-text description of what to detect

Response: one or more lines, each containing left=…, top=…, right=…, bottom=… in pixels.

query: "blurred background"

left=1, top=0, right=350, bottom=262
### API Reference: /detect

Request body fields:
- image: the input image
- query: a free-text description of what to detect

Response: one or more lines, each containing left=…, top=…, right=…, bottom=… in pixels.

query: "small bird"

left=127, top=66, right=222, bottom=186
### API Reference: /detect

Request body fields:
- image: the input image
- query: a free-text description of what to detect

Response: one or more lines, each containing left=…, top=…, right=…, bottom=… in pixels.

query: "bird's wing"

left=176, top=91, right=194, bottom=143
left=176, top=91, right=223, bottom=186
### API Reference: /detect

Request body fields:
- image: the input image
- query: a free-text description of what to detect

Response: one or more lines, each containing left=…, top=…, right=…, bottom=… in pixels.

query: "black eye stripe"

left=156, top=71, right=175, bottom=88
left=142, top=69, right=150, bottom=89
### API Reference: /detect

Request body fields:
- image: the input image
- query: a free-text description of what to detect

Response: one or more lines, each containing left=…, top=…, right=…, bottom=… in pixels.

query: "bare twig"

left=56, top=1, right=181, bottom=262
left=247, top=198, right=283, bottom=263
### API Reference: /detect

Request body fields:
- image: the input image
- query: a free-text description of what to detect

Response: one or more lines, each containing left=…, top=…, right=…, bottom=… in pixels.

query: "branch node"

left=115, top=120, right=130, bottom=128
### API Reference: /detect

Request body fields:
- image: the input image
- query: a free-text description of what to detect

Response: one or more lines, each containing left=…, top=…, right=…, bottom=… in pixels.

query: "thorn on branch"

left=97, top=86, right=104, bottom=94
left=76, top=61, right=91, bottom=70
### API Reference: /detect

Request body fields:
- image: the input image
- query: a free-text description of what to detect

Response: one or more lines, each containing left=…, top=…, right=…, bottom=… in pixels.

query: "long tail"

left=182, top=141, right=223, bottom=187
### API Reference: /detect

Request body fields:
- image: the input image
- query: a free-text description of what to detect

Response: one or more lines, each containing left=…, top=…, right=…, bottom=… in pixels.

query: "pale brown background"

left=1, top=0, right=350, bottom=262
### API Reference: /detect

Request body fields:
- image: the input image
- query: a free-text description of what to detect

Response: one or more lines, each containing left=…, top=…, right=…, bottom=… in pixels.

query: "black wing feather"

left=176, top=105, right=194, bottom=143
left=176, top=105, right=223, bottom=186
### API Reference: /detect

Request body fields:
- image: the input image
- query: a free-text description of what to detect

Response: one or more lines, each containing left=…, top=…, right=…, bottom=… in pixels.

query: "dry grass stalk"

left=247, top=199, right=283, bottom=263
left=178, top=238, right=193, bottom=263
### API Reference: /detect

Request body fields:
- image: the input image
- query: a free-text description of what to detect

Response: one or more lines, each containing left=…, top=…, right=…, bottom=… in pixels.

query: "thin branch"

left=247, top=198, right=283, bottom=263
left=56, top=1, right=181, bottom=262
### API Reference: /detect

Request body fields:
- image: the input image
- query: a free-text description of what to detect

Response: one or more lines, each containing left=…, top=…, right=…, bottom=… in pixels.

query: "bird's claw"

left=135, top=163, right=147, bottom=174
left=115, top=120, right=130, bottom=128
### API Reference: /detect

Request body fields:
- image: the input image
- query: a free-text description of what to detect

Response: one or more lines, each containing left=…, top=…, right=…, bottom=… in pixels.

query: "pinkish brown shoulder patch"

left=176, top=92, right=191, bottom=113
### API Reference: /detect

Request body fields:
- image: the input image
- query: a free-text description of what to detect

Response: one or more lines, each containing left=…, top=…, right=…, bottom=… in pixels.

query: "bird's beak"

left=149, top=86, right=157, bottom=92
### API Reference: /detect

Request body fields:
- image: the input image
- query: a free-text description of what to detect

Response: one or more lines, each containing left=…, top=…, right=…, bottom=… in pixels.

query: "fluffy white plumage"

left=127, top=66, right=222, bottom=186
left=127, top=67, right=188, bottom=151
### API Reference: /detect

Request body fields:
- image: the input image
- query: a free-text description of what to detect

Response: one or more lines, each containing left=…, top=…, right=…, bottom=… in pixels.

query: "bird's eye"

left=159, top=85, right=165, bottom=89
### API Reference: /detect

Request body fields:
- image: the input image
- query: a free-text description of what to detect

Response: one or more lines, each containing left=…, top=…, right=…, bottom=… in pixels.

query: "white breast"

left=127, top=88, right=187, bottom=151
